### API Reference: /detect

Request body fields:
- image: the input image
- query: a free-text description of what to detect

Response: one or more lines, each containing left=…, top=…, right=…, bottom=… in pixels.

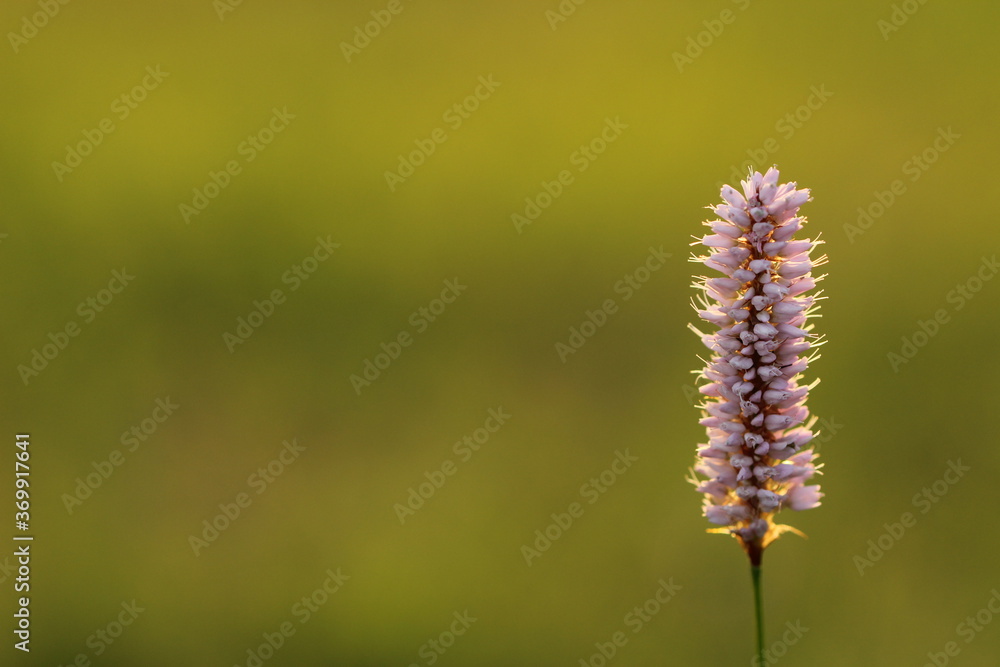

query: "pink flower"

left=689, top=167, right=826, bottom=565
left=783, top=484, right=824, bottom=511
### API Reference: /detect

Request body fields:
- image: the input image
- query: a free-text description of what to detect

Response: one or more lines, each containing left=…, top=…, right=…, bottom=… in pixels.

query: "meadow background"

left=1, top=0, right=998, bottom=664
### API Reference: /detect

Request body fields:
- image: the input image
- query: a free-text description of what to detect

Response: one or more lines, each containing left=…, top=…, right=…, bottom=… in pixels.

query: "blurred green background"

left=2, top=0, right=999, bottom=664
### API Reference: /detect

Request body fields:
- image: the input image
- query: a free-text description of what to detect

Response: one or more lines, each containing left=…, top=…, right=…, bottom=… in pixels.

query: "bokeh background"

left=2, top=0, right=999, bottom=664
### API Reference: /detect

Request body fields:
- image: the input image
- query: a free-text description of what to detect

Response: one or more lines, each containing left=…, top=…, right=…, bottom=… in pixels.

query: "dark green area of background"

left=1, top=0, right=998, bottom=664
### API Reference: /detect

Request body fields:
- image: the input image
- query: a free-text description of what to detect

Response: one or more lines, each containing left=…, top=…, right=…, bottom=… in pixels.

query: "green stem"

left=751, top=565, right=765, bottom=666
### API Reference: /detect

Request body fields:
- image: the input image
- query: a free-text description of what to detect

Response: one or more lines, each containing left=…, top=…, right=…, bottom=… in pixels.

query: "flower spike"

left=690, top=166, right=826, bottom=566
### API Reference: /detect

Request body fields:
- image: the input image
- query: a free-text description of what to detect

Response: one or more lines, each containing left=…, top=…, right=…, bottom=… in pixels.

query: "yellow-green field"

left=2, top=1, right=998, bottom=664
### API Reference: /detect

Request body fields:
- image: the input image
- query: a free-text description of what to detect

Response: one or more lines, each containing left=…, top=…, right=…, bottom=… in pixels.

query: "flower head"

left=689, top=167, right=826, bottom=565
